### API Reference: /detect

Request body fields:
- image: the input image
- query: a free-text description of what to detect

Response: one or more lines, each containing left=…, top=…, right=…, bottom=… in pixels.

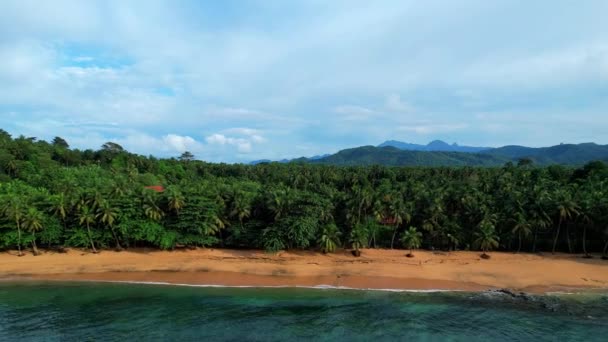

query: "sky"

left=1, top=0, right=607, bottom=162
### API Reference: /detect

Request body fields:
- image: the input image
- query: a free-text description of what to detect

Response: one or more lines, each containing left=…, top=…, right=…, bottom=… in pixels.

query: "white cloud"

left=1, top=0, right=607, bottom=161
left=251, top=135, right=265, bottom=143
left=205, top=134, right=253, bottom=154
left=221, top=127, right=261, bottom=136
left=206, top=133, right=229, bottom=145
left=385, top=94, right=414, bottom=113
left=461, top=43, right=608, bottom=87
left=162, top=134, right=202, bottom=153
left=205, top=128, right=266, bottom=155
left=236, top=141, right=252, bottom=153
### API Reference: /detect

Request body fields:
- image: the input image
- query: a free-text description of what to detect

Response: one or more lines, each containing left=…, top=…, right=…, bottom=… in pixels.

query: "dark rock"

left=489, top=288, right=532, bottom=301
left=541, top=302, right=558, bottom=312
left=352, top=250, right=361, bottom=257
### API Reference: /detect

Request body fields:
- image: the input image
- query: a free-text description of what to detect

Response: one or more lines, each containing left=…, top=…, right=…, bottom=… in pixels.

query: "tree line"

left=1, top=129, right=607, bottom=258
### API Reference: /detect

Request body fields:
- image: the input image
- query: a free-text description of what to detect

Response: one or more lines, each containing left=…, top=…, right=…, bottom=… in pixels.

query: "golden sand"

left=1, top=248, right=607, bottom=293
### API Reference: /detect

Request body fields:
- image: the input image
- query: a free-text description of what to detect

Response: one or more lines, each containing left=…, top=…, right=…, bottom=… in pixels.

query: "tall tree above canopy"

left=0, top=129, right=11, bottom=145
left=52, top=137, right=69, bottom=149
left=101, top=142, right=124, bottom=153
left=179, top=151, right=195, bottom=162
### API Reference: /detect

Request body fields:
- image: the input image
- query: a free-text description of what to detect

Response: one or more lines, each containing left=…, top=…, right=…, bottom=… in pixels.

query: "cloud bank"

left=1, top=0, right=607, bottom=161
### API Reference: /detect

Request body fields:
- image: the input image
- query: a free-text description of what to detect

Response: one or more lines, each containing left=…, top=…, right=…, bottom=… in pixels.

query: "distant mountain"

left=311, top=142, right=608, bottom=167
left=480, top=143, right=608, bottom=165
left=248, top=154, right=330, bottom=165
left=309, top=154, right=331, bottom=160
left=251, top=142, right=608, bottom=167
left=312, top=146, right=507, bottom=166
left=379, top=140, right=490, bottom=153
left=249, top=159, right=273, bottom=165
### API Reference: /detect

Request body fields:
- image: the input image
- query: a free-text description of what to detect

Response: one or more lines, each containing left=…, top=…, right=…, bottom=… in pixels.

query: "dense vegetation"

left=304, top=143, right=608, bottom=166
left=1, top=129, right=608, bottom=258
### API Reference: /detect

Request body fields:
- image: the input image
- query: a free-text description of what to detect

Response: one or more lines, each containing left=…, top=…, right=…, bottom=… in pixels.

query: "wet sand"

left=1, top=248, right=607, bottom=293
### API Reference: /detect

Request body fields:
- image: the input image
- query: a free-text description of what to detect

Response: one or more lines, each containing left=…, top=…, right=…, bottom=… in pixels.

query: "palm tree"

left=529, top=186, right=551, bottom=253
left=96, top=201, right=122, bottom=250
left=389, top=199, right=411, bottom=249
left=511, top=213, right=532, bottom=253
left=401, top=227, right=422, bottom=257
left=78, top=206, right=98, bottom=253
left=365, top=216, right=383, bottom=248
left=2, top=197, right=24, bottom=256
left=579, top=212, right=593, bottom=258
left=48, top=193, right=68, bottom=224
left=603, top=227, right=608, bottom=260
left=552, top=194, right=580, bottom=254
left=267, top=189, right=291, bottom=221
left=474, top=217, right=499, bottom=259
left=349, top=223, right=368, bottom=257
left=318, top=223, right=341, bottom=253
left=165, top=186, right=185, bottom=215
left=230, top=192, right=251, bottom=231
left=203, top=209, right=229, bottom=238
left=142, top=191, right=165, bottom=222
left=22, top=208, right=44, bottom=256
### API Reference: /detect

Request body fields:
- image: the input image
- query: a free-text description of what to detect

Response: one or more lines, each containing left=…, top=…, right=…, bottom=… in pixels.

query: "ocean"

left=0, top=282, right=606, bottom=341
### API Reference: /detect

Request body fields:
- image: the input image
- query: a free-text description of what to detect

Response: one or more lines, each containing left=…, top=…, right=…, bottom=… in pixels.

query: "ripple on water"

left=0, top=282, right=606, bottom=341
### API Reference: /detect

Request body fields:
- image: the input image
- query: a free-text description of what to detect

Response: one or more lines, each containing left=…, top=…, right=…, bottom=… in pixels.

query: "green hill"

left=312, top=146, right=508, bottom=166
left=311, top=143, right=608, bottom=166
left=481, top=143, right=608, bottom=165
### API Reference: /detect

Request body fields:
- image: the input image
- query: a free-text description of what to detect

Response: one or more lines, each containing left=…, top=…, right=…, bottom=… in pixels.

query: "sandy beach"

left=1, top=248, right=607, bottom=293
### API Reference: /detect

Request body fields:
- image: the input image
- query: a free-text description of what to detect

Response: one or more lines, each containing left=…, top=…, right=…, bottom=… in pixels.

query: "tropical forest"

left=1, top=129, right=607, bottom=258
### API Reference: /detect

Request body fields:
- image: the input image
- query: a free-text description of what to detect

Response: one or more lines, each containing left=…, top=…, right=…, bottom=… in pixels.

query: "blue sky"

left=1, top=0, right=607, bottom=162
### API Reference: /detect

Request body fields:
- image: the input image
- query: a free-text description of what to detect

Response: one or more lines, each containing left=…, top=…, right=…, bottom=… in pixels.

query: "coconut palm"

left=552, top=193, right=580, bottom=254
left=349, top=223, right=368, bottom=257
left=267, top=189, right=292, bottom=221
left=474, top=217, right=499, bottom=259
left=165, top=186, right=185, bottom=215
left=78, top=205, right=98, bottom=253
left=511, top=212, right=532, bottom=253
left=22, top=208, right=44, bottom=256
left=389, top=199, right=410, bottom=249
left=401, top=227, right=422, bottom=257
left=48, top=193, right=68, bottom=226
left=603, top=227, right=608, bottom=260
left=230, top=192, right=251, bottom=231
left=142, top=191, right=164, bottom=222
left=2, top=197, right=25, bottom=256
left=96, top=200, right=122, bottom=249
left=318, top=223, right=341, bottom=253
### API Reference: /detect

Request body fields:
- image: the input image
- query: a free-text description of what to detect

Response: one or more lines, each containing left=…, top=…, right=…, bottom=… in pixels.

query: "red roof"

left=144, top=185, right=165, bottom=193
left=381, top=217, right=398, bottom=225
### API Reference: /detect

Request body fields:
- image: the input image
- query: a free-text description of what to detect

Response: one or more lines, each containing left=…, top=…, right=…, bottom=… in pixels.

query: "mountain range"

left=378, top=140, right=490, bottom=153
left=250, top=140, right=608, bottom=167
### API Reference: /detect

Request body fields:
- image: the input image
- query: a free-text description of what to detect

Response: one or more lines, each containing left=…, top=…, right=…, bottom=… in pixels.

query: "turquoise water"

left=0, top=282, right=607, bottom=341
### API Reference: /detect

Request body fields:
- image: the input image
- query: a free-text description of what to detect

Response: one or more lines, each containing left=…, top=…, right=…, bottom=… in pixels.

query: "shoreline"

left=1, top=248, right=607, bottom=294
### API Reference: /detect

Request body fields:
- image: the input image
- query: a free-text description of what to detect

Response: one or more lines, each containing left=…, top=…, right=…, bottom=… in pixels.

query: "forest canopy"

left=1, top=130, right=607, bottom=257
